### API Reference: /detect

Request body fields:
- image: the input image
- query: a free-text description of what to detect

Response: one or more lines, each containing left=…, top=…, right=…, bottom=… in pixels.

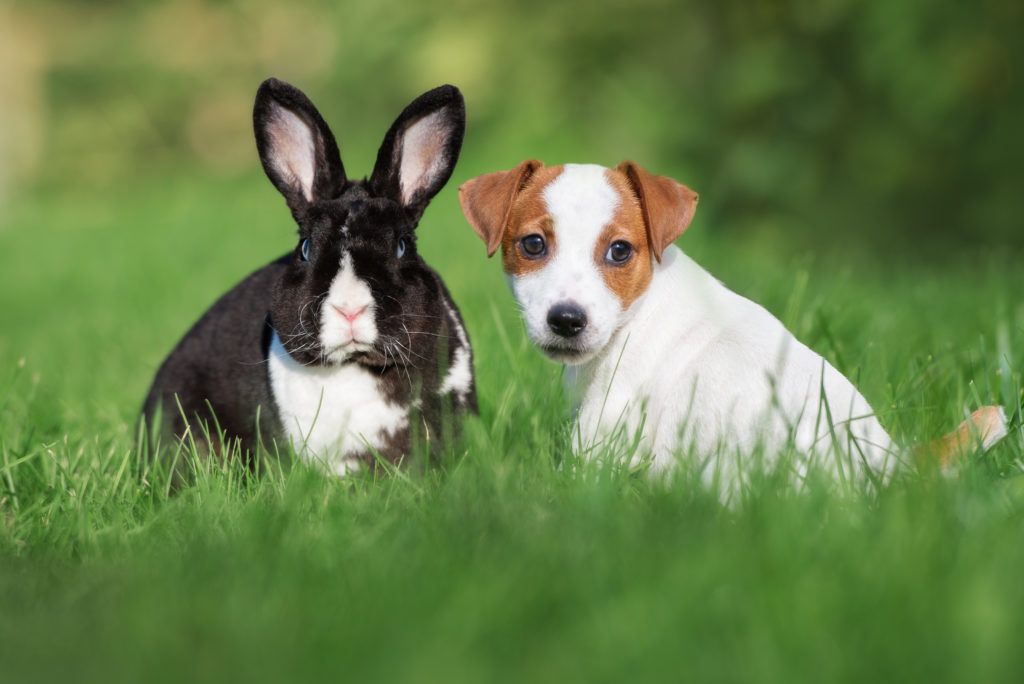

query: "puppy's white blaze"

left=399, top=110, right=448, bottom=205
left=320, top=251, right=378, bottom=362
left=268, top=332, right=408, bottom=474
left=266, top=103, right=317, bottom=202
left=542, top=164, right=619, bottom=232
left=438, top=299, right=472, bottom=400
left=510, top=164, right=623, bottom=361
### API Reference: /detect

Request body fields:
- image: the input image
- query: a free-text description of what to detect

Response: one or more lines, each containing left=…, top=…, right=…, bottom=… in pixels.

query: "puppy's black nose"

left=547, top=302, right=588, bottom=338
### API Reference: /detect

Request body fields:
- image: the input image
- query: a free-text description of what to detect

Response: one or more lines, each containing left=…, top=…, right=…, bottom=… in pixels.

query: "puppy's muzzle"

left=547, top=302, right=588, bottom=338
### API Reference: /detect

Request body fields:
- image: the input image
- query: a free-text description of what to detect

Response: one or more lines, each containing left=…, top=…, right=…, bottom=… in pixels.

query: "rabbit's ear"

left=370, top=85, right=465, bottom=222
left=253, top=78, right=346, bottom=212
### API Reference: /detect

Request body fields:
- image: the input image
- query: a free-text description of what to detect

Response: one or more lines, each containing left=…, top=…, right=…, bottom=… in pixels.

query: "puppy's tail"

left=914, top=405, right=1009, bottom=468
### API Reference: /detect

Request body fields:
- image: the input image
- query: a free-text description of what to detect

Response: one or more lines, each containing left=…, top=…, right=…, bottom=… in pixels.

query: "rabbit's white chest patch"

left=268, top=332, right=407, bottom=475
left=439, top=298, right=472, bottom=403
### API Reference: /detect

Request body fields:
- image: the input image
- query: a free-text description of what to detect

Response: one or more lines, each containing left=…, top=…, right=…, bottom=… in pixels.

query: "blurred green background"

left=2, top=0, right=1022, bottom=249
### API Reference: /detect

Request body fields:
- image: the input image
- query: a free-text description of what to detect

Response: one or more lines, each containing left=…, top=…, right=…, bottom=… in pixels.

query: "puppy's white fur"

left=460, top=161, right=1006, bottom=489
left=566, top=244, right=895, bottom=483
left=507, top=165, right=623, bottom=363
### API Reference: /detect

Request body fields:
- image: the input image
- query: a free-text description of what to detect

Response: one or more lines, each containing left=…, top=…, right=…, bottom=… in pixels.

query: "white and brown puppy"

left=460, top=160, right=1006, bottom=485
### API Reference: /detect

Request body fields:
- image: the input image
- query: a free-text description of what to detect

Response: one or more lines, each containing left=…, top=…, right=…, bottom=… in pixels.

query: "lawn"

left=2, top=164, right=1023, bottom=682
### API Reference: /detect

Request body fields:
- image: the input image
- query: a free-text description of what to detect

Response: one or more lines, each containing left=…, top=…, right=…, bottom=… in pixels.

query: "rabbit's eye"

left=520, top=234, right=546, bottom=258
left=300, top=238, right=310, bottom=262
left=396, top=237, right=407, bottom=259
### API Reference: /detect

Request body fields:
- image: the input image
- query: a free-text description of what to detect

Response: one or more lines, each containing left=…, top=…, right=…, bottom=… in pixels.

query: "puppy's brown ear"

left=459, top=160, right=544, bottom=257
left=617, top=161, right=698, bottom=263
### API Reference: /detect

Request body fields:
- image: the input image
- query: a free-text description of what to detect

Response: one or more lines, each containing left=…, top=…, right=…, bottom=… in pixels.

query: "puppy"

left=459, top=160, right=1007, bottom=486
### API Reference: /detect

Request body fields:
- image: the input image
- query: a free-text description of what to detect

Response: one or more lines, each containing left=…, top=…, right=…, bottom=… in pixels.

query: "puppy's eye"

left=396, top=237, right=407, bottom=259
left=520, top=234, right=546, bottom=258
left=300, top=238, right=310, bottom=262
left=606, top=240, right=633, bottom=264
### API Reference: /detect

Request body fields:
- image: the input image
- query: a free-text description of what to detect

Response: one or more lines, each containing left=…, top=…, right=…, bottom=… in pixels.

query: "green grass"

left=2, top=171, right=1024, bottom=683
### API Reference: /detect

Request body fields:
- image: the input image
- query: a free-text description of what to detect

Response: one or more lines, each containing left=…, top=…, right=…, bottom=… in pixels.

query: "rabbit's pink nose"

left=332, top=304, right=367, bottom=323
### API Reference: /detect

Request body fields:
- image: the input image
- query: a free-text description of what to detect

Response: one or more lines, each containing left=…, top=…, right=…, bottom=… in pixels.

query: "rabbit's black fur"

left=142, top=78, right=476, bottom=474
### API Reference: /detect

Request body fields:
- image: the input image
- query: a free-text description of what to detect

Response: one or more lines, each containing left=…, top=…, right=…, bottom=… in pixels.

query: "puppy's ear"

left=459, top=160, right=544, bottom=257
left=617, top=161, right=698, bottom=263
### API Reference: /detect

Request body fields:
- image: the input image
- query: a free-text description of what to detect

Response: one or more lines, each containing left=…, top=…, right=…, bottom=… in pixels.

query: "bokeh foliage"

left=1, top=0, right=1021, bottom=252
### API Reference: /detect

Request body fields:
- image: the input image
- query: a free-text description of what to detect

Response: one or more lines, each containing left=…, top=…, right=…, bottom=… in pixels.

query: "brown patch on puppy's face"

left=459, top=160, right=696, bottom=365
left=495, top=165, right=654, bottom=309
left=499, top=165, right=567, bottom=277
left=597, top=167, right=653, bottom=310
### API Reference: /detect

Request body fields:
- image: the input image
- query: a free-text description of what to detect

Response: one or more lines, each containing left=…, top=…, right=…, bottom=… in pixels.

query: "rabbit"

left=141, top=78, right=477, bottom=475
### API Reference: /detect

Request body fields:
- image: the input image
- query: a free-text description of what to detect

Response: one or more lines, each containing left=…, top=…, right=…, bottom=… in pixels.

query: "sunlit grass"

left=1, top=175, right=1024, bottom=682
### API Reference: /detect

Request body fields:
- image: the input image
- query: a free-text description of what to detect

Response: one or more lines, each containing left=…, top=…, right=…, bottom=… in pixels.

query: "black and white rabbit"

left=142, top=78, right=477, bottom=474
